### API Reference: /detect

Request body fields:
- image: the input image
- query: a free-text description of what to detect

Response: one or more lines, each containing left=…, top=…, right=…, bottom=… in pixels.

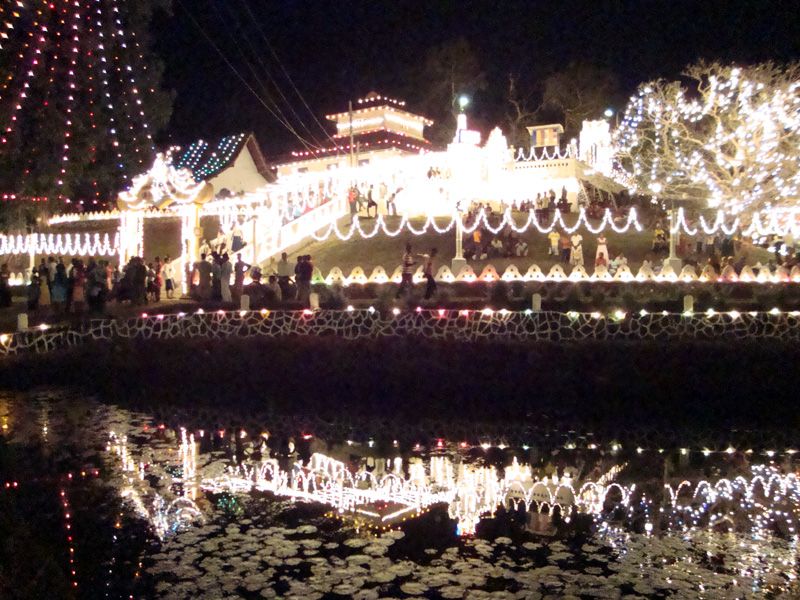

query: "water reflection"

left=3, top=391, right=800, bottom=598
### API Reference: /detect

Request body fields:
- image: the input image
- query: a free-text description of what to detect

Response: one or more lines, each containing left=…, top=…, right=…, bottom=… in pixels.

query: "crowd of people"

left=23, top=255, right=121, bottom=314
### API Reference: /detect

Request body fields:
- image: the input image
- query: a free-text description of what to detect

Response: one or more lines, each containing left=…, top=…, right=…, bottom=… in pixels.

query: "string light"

left=614, top=63, right=800, bottom=215
left=311, top=207, right=643, bottom=242
left=0, top=231, right=118, bottom=256
left=0, top=0, right=158, bottom=201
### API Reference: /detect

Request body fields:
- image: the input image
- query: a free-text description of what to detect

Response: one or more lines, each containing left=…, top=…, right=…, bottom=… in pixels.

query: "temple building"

left=172, top=132, right=273, bottom=196
left=273, top=92, right=434, bottom=177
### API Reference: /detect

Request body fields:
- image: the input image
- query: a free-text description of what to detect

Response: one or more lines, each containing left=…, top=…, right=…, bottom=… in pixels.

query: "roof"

left=173, top=133, right=271, bottom=181
left=273, top=130, right=432, bottom=165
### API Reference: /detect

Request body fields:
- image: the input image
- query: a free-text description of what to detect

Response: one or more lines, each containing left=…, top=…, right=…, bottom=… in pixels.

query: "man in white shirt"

left=276, top=252, right=292, bottom=298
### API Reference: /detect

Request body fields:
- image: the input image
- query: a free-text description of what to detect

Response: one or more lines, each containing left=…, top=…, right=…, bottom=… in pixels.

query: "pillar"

left=532, top=293, right=542, bottom=312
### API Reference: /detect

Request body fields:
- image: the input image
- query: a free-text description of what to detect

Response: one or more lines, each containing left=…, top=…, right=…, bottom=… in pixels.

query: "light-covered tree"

left=613, top=61, right=800, bottom=215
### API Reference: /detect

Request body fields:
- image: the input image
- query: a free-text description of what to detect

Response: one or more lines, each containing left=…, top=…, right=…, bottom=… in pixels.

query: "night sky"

left=153, top=0, right=800, bottom=157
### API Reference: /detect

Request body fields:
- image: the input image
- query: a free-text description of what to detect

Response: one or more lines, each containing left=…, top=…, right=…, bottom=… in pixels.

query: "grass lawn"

left=285, top=213, right=771, bottom=275
left=31, top=211, right=772, bottom=278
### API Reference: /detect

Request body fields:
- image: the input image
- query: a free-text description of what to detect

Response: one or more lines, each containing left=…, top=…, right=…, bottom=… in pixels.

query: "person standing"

left=220, top=253, right=233, bottom=302
left=559, top=233, right=571, bottom=264
left=396, top=243, right=416, bottom=298
left=386, top=190, right=398, bottom=216
left=366, top=185, right=378, bottom=217
left=153, top=257, right=163, bottom=303
left=197, top=254, right=212, bottom=301
left=276, top=252, right=292, bottom=298
left=421, top=248, right=438, bottom=300
left=596, top=235, right=608, bottom=262
left=296, top=255, right=312, bottom=306
left=348, top=186, right=358, bottom=222
left=49, top=263, right=66, bottom=313
left=47, top=256, right=57, bottom=291
left=72, top=260, right=86, bottom=313
left=0, top=263, right=11, bottom=308
left=548, top=230, right=561, bottom=256
left=38, top=274, right=51, bottom=310
left=570, top=233, right=584, bottom=267
left=233, top=253, right=250, bottom=303
left=231, top=221, right=246, bottom=253
left=163, top=255, right=174, bottom=299
left=27, top=271, right=40, bottom=311
left=211, top=253, right=222, bottom=301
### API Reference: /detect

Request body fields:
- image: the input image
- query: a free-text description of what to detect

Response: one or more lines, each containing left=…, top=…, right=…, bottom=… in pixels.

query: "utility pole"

left=348, top=100, right=354, bottom=169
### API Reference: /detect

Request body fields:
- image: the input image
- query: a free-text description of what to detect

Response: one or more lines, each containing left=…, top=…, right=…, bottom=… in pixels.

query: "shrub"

left=487, top=281, right=511, bottom=307
left=320, top=284, right=347, bottom=309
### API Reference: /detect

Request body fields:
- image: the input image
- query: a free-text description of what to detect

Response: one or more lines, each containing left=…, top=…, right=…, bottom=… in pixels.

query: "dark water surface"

left=1, top=389, right=799, bottom=599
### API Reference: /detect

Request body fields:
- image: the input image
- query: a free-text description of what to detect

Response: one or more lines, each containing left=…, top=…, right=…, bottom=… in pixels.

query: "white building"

left=172, top=132, right=273, bottom=196
left=273, top=92, right=434, bottom=178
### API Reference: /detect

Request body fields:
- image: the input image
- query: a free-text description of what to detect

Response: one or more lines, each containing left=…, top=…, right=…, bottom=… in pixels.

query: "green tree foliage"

left=408, top=38, right=486, bottom=146
left=0, top=0, right=173, bottom=225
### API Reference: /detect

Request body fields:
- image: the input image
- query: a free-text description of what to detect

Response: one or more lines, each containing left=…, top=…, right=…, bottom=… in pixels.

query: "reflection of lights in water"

left=108, top=426, right=800, bottom=549
left=108, top=432, right=203, bottom=538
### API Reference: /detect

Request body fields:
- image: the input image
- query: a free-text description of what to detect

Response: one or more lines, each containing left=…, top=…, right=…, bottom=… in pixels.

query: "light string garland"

left=0, top=231, right=118, bottom=256
left=514, top=145, right=575, bottom=162
left=613, top=63, right=800, bottom=215
left=0, top=0, right=160, bottom=201
left=112, top=420, right=800, bottom=543
left=311, top=207, right=643, bottom=242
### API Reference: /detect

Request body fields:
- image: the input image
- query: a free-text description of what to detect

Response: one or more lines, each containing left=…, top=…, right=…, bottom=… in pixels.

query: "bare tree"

left=505, top=74, right=540, bottom=149
left=542, top=62, right=619, bottom=139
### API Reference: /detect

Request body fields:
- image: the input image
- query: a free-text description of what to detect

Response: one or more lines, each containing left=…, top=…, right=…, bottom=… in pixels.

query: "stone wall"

left=2, top=308, right=799, bottom=356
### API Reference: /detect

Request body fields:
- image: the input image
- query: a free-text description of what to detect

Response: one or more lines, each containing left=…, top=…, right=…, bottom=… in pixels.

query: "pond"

left=1, top=389, right=798, bottom=599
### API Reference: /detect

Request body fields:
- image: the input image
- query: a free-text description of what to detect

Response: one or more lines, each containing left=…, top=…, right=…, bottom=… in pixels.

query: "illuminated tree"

left=0, top=0, right=173, bottom=215
left=613, top=61, right=800, bottom=215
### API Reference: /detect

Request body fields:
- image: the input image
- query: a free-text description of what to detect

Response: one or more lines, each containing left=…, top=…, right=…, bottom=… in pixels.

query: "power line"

left=213, top=0, right=325, bottom=150
left=176, top=0, right=318, bottom=152
left=238, top=0, right=340, bottom=149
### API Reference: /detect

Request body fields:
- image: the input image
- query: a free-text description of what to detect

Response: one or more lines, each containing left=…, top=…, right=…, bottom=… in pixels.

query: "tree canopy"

left=0, top=0, right=173, bottom=223
left=613, top=61, right=800, bottom=215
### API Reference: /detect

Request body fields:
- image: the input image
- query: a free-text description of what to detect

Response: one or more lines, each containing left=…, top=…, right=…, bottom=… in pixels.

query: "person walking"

left=396, top=243, right=416, bottom=298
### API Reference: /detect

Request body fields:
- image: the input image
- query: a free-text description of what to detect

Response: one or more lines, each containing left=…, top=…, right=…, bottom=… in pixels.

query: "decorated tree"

left=613, top=61, right=800, bottom=215
left=0, top=0, right=173, bottom=221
